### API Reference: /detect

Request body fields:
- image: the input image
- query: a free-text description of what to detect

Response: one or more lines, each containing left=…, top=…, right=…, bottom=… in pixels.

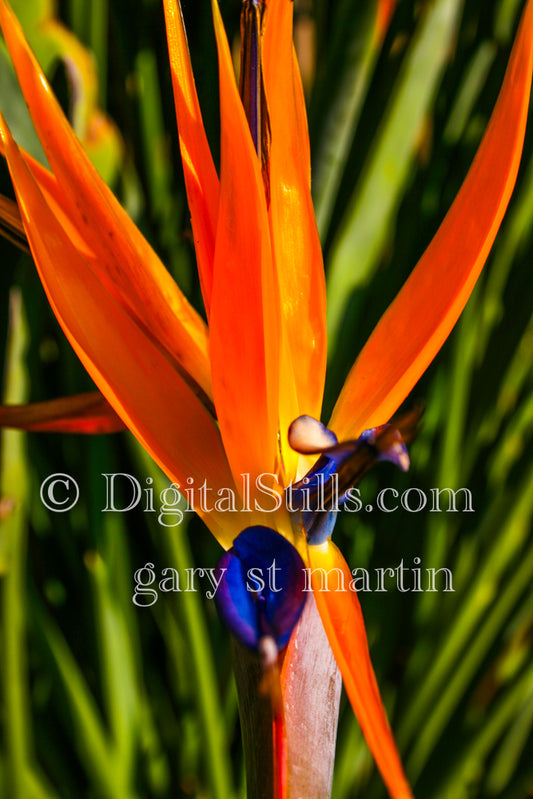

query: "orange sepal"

left=209, top=0, right=280, bottom=491
left=330, top=0, right=533, bottom=440
left=0, top=115, right=235, bottom=544
left=310, top=542, right=413, bottom=799
left=0, top=0, right=212, bottom=399
left=163, top=0, right=219, bottom=315
left=263, top=0, right=327, bottom=479
left=0, top=392, right=125, bottom=434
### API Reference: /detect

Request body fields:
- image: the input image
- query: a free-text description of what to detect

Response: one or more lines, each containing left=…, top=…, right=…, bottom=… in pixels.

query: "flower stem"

left=232, top=640, right=275, bottom=799
left=233, top=594, right=341, bottom=798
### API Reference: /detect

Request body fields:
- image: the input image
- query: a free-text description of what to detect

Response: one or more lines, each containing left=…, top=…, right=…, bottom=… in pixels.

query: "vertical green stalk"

left=132, top=444, right=234, bottom=799
left=67, top=0, right=108, bottom=106
left=311, top=1, right=381, bottom=239
left=135, top=48, right=173, bottom=220
left=0, top=290, right=29, bottom=798
left=89, top=0, right=108, bottom=107
left=163, top=523, right=234, bottom=799
left=419, top=291, right=479, bottom=622
left=67, top=0, right=86, bottom=42
left=399, top=461, right=533, bottom=752
left=326, top=0, right=464, bottom=342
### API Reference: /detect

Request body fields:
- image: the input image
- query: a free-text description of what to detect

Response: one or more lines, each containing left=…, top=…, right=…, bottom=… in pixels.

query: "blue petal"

left=215, top=551, right=260, bottom=649
left=214, top=526, right=307, bottom=650
left=303, top=509, right=339, bottom=546
left=358, top=426, right=410, bottom=472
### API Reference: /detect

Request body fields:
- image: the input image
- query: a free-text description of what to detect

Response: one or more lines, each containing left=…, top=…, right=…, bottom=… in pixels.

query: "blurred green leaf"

left=326, top=0, right=464, bottom=344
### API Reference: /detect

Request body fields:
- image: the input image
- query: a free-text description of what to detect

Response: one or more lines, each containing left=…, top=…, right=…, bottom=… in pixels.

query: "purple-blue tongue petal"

left=214, top=526, right=307, bottom=650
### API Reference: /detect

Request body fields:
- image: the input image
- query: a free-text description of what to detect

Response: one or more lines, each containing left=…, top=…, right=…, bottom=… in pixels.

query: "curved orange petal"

left=263, top=0, right=327, bottom=479
left=0, top=140, right=214, bottom=410
left=0, top=393, right=125, bottom=434
left=209, top=0, right=281, bottom=492
left=163, top=0, right=219, bottom=316
left=310, top=542, right=413, bottom=799
left=330, top=0, right=533, bottom=440
left=0, top=115, right=234, bottom=544
left=0, top=141, right=98, bottom=259
left=0, top=0, right=212, bottom=400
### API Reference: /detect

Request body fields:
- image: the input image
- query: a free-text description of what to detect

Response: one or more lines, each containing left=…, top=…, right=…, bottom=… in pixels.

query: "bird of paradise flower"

left=0, top=0, right=533, bottom=797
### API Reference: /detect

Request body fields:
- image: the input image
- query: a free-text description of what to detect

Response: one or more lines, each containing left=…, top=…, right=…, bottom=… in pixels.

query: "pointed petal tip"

left=394, top=445, right=410, bottom=472
left=0, top=110, right=9, bottom=141
left=0, top=393, right=126, bottom=434
left=373, top=430, right=411, bottom=472
left=331, top=0, right=533, bottom=439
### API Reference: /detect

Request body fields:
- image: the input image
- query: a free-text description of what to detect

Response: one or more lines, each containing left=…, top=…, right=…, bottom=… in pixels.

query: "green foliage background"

left=0, top=0, right=532, bottom=797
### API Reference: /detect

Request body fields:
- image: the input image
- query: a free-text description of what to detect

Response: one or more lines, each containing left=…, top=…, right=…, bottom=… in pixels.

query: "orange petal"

left=208, top=0, right=280, bottom=491
left=330, top=0, right=533, bottom=440
left=0, top=115, right=234, bottom=544
left=0, top=392, right=125, bottom=434
left=163, top=0, right=219, bottom=316
left=310, top=542, right=413, bottom=799
left=1, top=140, right=214, bottom=410
left=263, top=0, right=327, bottom=479
left=376, top=1, right=397, bottom=42
left=0, top=142, right=98, bottom=259
left=0, top=0, right=212, bottom=400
